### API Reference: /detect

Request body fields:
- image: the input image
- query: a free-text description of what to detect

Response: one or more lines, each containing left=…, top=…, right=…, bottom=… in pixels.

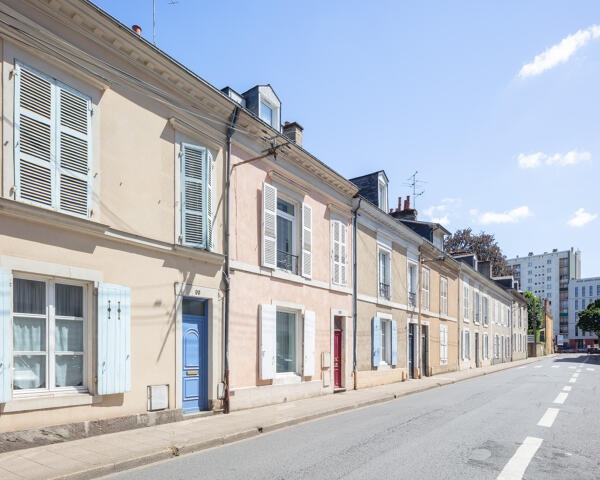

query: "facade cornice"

left=0, top=199, right=225, bottom=265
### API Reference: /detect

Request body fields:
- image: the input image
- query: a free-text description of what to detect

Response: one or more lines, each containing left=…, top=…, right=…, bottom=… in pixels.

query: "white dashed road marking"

left=551, top=365, right=560, bottom=369
left=534, top=366, right=542, bottom=369
left=497, top=437, right=543, bottom=480
left=537, top=408, right=560, bottom=428
left=563, top=386, right=572, bottom=392
left=553, top=392, right=568, bottom=404
left=568, top=366, right=576, bottom=369
left=586, top=368, right=595, bottom=371
left=573, top=373, right=580, bottom=378
left=569, top=377, right=577, bottom=383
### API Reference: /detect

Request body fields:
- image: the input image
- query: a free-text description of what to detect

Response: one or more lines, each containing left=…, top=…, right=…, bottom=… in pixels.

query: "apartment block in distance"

left=568, top=277, right=600, bottom=351
left=507, top=248, right=581, bottom=344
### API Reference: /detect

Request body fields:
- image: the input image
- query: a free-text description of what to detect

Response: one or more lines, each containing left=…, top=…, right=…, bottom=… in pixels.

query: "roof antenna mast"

left=405, top=171, right=426, bottom=209
left=153, top=0, right=179, bottom=46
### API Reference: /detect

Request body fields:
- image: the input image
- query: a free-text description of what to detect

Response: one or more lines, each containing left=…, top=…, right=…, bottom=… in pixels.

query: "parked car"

left=587, top=346, right=600, bottom=354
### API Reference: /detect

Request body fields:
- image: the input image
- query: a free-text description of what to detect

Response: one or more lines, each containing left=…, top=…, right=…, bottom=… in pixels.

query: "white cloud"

left=517, top=150, right=591, bottom=168
left=478, top=206, right=532, bottom=225
left=423, top=198, right=461, bottom=226
left=518, top=152, right=545, bottom=168
left=567, top=208, right=598, bottom=227
left=519, top=25, right=600, bottom=78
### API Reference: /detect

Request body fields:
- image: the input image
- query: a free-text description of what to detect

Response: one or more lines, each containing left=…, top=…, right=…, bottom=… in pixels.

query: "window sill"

left=3, top=392, right=103, bottom=413
left=377, top=362, right=392, bottom=370
left=273, top=373, right=302, bottom=385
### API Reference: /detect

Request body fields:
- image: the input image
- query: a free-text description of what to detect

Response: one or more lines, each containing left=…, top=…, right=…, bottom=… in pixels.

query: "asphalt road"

left=109, top=354, right=600, bottom=480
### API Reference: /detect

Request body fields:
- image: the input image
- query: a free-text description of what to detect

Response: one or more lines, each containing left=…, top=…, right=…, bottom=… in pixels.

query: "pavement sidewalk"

left=0, top=356, right=545, bottom=480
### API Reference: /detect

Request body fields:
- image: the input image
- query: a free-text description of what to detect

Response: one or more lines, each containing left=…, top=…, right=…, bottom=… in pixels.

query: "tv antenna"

left=403, top=171, right=426, bottom=209
left=153, top=0, right=179, bottom=45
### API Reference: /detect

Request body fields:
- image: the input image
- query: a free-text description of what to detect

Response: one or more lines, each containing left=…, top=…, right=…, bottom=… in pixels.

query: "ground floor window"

left=13, top=277, right=86, bottom=393
left=440, top=325, right=448, bottom=365
left=276, top=310, right=297, bottom=373
left=381, top=319, right=392, bottom=364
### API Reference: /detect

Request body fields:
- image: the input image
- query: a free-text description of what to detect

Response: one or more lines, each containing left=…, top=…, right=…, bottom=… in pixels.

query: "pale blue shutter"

left=391, top=320, right=398, bottom=366
left=57, top=84, right=91, bottom=217
left=182, top=144, right=206, bottom=248
left=97, top=283, right=131, bottom=395
left=206, top=150, right=217, bottom=250
left=14, top=64, right=55, bottom=208
left=372, top=317, right=381, bottom=367
left=0, top=269, right=11, bottom=403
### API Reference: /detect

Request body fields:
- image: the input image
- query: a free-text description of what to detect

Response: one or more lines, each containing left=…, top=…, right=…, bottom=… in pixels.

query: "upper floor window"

left=482, top=295, right=489, bottom=326
left=260, top=101, right=273, bottom=126
left=463, top=282, right=469, bottom=320
left=181, top=144, right=217, bottom=250
left=408, top=262, right=418, bottom=307
left=589, top=286, right=593, bottom=297
left=14, top=63, right=91, bottom=218
left=378, top=249, right=391, bottom=299
left=378, top=181, right=388, bottom=211
left=421, top=268, right=430, bottom=310
left=261, top=182, right=312, bottom=278
left=473, top=290, right=480, bottom=324
left=331, top=219, right=348, bottom=286
left=575, top=287, right=578, bottom=297
left=547, top=259, right=552, bottom=264
left=597, top=284, right=600, bottom=296
left=440, top=276, right=448, bottom=316
left=276, top=197, right=297, bottom=274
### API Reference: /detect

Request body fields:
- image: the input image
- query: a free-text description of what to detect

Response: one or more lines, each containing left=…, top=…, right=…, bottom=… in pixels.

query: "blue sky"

left=93, top=0, right=600, bottom=276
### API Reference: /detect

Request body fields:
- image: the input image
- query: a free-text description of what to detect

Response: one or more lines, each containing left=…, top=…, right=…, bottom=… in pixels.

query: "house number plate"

left=187, top=371, right=198, bottom=375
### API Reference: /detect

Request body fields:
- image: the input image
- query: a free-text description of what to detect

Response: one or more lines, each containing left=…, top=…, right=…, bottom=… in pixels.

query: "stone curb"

left=49, top=356, right=544, bottom=480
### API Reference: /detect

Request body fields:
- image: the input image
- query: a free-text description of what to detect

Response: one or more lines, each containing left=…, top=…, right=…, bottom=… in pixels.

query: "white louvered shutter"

left=15, top=65, right=55, bottom=208
left=331, top=220, right=341, bottom=285
left=182, top=144, right=206, bottom=247
left=340, top=223, right=348, bottom=285
left=207, top=150, right=217, bottom=250
left=259, top=304, right=276, bottom=380
left=303, top=310, right=315, bottom=376
left=57, top=84, right=91, bottom=216
left=262, top=182, right=277, bottom=268
left=301, top=203, right=312, bottom=279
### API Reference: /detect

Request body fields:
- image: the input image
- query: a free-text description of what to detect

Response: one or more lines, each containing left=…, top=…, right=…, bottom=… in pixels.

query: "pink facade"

left=228, top=143, right=356, bottom=409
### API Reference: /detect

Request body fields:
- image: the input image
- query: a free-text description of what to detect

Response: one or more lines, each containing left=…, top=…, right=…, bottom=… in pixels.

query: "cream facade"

left=353, top=198, right=423, bottom=388
left=227, top=117, right=357, bottom=409
left=0, top=0, right=237, bottom=434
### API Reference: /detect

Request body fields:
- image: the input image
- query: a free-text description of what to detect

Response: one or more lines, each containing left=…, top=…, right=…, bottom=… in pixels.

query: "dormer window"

left=260, top=101, right=273, bottom=125
left=378, top=180, right=388, bottom=211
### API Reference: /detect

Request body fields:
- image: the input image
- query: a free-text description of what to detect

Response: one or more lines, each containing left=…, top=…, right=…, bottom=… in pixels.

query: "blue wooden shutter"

left=97, top=283, right=131, bottom=395
left=14, top=64, right=55, bottom=208
left=182, top=144, right=206, bottom=247
left=391, top=320, right=398, bottom=366
left=57, top=83, right=91, bottom=216
left=0, top=269, right=11, bottom=403
left=371, top=317, right=381, bottom=367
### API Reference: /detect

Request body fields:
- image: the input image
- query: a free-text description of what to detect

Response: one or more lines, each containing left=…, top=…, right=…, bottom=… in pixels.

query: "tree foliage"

left=523, top=291, right=542, bottom=332
left=444, top=228, right=509, bottom=276
left=577, top=299, right=600, bottom=338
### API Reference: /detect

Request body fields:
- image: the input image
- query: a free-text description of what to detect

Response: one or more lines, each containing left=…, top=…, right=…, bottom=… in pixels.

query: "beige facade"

left=353, top=199, right=423, bottom=387
left=0, top=0, right=238, bottom=434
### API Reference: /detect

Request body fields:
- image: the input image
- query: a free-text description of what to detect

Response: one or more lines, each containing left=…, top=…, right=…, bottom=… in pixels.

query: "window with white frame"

left=440, top=324, right=448, bottom=365
left=276, top=196, right=298, bottom=274
left=331, top=219, right=348, bottom=286
left=483, top=333, right=489, bottom=359
left=378, top=249, right=391, bottom=299
left=462, top=328, right=471, bottom=360
left=408, top=262, right=418, bottom=307
left=495, top=300, right=499, bottom=325
left=380, top=319, right=392, bottom=365
left=482, top=295, right=489, bottom=326
left=440, top=276, right=448, bottom=316
left=14, top=63, right=92, bottom=218
left=259, top=101, right=273, bottom=126
left=421, top=267, right=430, bottom=310
left=494, top=334, right=499, bottom=359
left=276, top=310, right=297, bottom=373
left=378, top=180, right=388, bottom=211
left=463, top=281, right=470, bottom=321
left=12, top=277, right=86, bottom=393
left=473, top=289, right=480, bottom=324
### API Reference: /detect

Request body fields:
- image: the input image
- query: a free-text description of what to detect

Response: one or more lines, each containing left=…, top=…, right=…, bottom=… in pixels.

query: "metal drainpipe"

left=223, top=106, right=239, bottom=414
left=352, top=197, right=361, bottom=389
left=418, top=251, right=423, bottom=379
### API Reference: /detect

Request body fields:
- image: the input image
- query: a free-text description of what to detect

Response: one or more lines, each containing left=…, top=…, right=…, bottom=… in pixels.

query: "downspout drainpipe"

left=223, top=106, right=239, bottom=414
left=352, top=196, right=361, bottom=389
left=418, top=250, right=423, bottom=379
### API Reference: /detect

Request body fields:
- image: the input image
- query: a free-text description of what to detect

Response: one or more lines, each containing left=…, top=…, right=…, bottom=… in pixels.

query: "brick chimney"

left=283, top=121, right=303, bottom=147
left=132, top=25, right=142, bottom=35
left=390, top=195, right=418, bottom=221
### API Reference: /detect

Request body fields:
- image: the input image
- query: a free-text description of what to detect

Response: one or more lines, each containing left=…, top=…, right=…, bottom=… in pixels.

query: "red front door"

left=334, top=329, right=342, bottom=388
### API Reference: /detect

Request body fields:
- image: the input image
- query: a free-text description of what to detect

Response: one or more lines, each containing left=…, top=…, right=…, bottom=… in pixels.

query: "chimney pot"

left=406, top=195, right=410, bottom=210
left=132, top=25, right=142, bottom=35
left=282, top=121, right=303, bottom=147
left=398, top=196, right=402, bottom=211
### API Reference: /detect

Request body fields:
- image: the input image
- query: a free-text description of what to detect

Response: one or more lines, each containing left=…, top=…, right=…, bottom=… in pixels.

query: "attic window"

left=260, top=101, right=273, bottom=126
left=378, top=181, right=388, bottom=211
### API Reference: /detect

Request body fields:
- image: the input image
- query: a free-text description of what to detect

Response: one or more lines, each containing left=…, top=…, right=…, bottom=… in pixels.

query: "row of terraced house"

left=0, top=0, right=528, bottom=444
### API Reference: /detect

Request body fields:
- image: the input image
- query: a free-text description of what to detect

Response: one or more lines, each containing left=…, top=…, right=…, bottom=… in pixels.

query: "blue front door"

left=182, top=298, right=208, bottom=413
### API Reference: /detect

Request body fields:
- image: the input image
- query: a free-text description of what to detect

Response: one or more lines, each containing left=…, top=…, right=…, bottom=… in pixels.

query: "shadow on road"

left=552, top=354, right=600, bottom=365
